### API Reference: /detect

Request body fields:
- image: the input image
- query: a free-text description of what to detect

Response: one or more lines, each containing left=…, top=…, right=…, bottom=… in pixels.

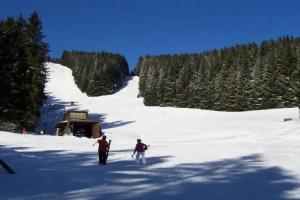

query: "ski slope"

left=1, top=62, right=300, bottom=199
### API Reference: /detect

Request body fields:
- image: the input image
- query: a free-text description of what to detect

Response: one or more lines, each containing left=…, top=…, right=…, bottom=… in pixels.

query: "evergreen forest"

left=60, top=51, right=129, bottom=96
left=137, top=36, right=300, bottom=111
left=0, top=11, right=48, bottom=130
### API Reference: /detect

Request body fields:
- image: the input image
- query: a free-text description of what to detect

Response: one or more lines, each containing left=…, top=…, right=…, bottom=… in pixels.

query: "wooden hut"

left=55, top=110, right=101, bottom=138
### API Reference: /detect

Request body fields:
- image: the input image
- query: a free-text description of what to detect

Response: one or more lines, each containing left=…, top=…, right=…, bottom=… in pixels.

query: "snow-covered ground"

left=1, top=62, right=300, bottom=199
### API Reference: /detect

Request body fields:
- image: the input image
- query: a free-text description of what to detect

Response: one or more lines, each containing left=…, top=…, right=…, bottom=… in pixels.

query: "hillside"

left=1, top=62, right=300, bottom=199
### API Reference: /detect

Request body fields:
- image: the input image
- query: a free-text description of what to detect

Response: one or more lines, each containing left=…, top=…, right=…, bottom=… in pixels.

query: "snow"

left=1, top=62, right=300, bottom=199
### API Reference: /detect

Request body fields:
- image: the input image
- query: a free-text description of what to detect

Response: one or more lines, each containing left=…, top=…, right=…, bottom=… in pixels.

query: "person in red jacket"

left=132, top=139, right=148, bottom=164
left=97, top=136, right=109, bottom=165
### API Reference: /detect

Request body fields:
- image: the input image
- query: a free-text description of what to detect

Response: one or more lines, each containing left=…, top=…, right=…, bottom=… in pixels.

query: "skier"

left=95, top=136, right=109, bottom=165
left=132, top=139, right=148, bottom=164
left=21, top=127, right=27, bottom=134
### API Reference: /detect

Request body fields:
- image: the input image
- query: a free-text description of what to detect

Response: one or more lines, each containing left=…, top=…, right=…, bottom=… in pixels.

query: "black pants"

left=98, top=151, right=107, bottom=165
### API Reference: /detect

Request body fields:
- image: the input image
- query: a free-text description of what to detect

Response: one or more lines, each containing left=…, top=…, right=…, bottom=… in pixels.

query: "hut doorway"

left=72, top=123, right=92, bottom=138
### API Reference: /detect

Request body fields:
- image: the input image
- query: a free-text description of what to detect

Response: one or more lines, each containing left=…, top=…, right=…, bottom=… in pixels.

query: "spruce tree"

left=0, top=12, right=48, bottom=131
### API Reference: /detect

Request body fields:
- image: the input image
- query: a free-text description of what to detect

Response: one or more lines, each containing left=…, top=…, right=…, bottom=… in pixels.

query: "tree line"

left=60, top=51, right=129, bottom=96
left=137, top=36, right=300, bottom=111
left=0, top=11, right=48, bottom=130
left=1, top=10, right=300, bottom=133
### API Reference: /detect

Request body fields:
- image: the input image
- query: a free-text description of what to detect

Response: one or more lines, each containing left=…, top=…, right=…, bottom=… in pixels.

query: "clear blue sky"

left=1, top=0, right=300, bottom=70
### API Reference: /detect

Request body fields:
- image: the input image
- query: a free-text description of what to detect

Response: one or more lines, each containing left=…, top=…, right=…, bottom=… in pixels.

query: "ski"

left=0, top=159, right=15, bottom=174
left=105, top=139, right=112, bottom=164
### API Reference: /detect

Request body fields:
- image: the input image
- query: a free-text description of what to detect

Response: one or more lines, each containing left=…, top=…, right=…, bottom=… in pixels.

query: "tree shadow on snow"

left=1, top=145, right=299, bottom=200
left=89, top=113, right=135, bottom=130
left=37, top=95, right=70, bottom=134
left=37, top=94, right=135, bottom=135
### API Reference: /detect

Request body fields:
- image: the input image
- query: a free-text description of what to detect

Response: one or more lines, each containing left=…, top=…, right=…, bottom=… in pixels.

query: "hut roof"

left=55, top=119, right=99, bottom=128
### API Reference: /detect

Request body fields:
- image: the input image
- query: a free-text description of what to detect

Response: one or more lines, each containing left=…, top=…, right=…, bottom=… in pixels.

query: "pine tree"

left=0, top=12, right=48, bottom=130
